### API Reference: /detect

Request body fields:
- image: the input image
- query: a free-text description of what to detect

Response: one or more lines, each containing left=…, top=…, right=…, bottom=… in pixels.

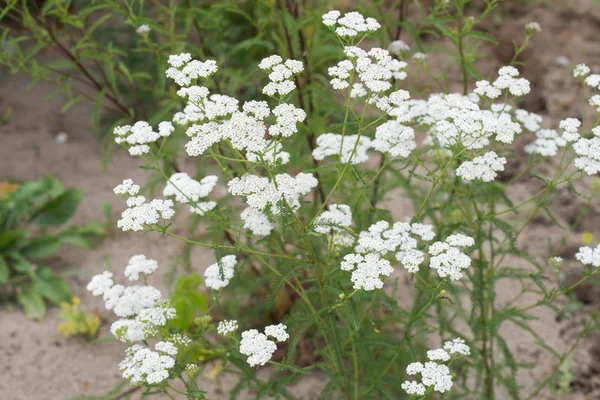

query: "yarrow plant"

left=89, top=5, right=600, bottom=400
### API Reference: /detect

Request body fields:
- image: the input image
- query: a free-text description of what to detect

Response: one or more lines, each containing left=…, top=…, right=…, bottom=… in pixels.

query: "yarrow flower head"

left=428, top=234, right=474, bottom=281
left=86, top=271, right=114, bottom=296
left=228, top=173, right=318, bottom=213
left=314, top=204, right=353, bottom=234
left=166, top=53, right=218, bottom=87
left=444, top=338, right=471, bottom=356
left=559, top=118, right=581, bottom=142
left=114, top=179, right=140, bottom=196
left=163, top=172, right=218, bottom=215
left=574, top=64, right=591, bottom=78
left=119, top=343, right=176, bottom=385
left=402, top=338, right=468, bottom=396
left=88, top=256, right=176, bottom=344
left=340, top=253, right=393, bottom=291
left=239, top=324, right=289, bottom=367
left=524, top=129, right=566, bottom=157
left=354, top=220, right=435, bottom=274
left=575, top=244, right=600, bottom=267
left=388, top=40, right=410, bottom=55
left=217, top=320, right=239, bottom=335
left=372, top=120, right=416, bottom=158
left=456, top=151, right=506, bottom=182
left=322, top=10, right=380, bottom=38
left=136, top=24, right=151, bottom=34
left=114, top=121, right=174, bottom=156
left=573, top=127, right=600, bottom=175
left=204, top=255, right=237, bottom=290
left=124, top=254, right=159, bottom=281
left=259, top=55, right=303, bottom=97
left=312, top=133, right=372, bottom=164
left=115, top=181, right=174, bottom=232
left=525, top=21, right=541, bottom=33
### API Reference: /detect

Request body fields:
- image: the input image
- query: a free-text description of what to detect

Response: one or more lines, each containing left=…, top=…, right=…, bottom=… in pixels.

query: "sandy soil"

left=2, top=1, right=600, bottom=399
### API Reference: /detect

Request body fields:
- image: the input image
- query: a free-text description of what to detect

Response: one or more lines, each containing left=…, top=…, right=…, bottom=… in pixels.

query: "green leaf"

left=102, top=201, right=112, bottom=220
left=0, top=231, right=27, bottom=250
left=33, top=266, right=73, bottom=305
left=22, top=235, right=61, bottom=259
left=34, top=188, right=82, bottom=227
left=60, top=95, right=86, bottom=113
left=32, top=266, right=72, bottom=304
left=59, top=222, right=104, bottom=248
left=8, top=252, right=32, bottom=274
left=0, top=256, right=9, bottom=284
left=468, top=30, right=499, bottom=45
left=18, top=284, right=47, bottom=319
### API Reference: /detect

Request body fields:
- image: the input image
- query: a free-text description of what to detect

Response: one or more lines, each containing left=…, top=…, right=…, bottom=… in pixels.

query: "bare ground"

left=2, top=1, right=600, bottom=399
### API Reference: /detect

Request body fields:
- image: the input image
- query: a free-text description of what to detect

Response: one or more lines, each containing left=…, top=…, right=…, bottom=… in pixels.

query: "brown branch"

left=395, top=0, right=407, bottom=40
left=278, top=0, right=326, bottom=203
left=36, top=18, right=131, bottom=116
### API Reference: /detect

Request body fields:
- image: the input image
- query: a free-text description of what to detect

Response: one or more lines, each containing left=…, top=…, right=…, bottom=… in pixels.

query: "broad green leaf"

left=22, top=235, right=61, bottom=259
left=32, top=266, right=72, bottom=304
left=34, top=188, right=82, bottom=227
left=8, top=252, right=32, bottom=274
left=0, top=256, right=9, bottom=283
left=0, top=231, right=28, bottom=250
left=18, top=284, right=47, bottom=319
left=59, top=222, right=104, bottom=248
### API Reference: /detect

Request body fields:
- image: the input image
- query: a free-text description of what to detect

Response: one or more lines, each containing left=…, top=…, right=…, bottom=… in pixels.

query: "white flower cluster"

left=574, top=64, right=591, bottom=78
left=585, top=73, right=600, bottom=90
left=322, top=10, right=380, bottom=38
left=240, top=207, right=274, bottom=236
left=524, top=129, right=565, bottom=157
left=525, top=21, right=541, bottom=33
left=329, top=47, right=407, bottom=92
left=314, top=204, right=353, bottom=234
left=402, top=338, right=470, bottom=396
left=474, top=66, right=530, bottom=99
left=312, top=133, right=372, bottom=164
left=559, top=118, right=581, bottom=143
left=204, top=255, right=237, bottom=290
left=119, top=342, right=178, bottom=385
left=163, top=172, right=218, bottom=215
left=114, top=179, right=140, bottom=196
left=239, top=324, right=289, bottom=367
left=429, top=234, right=474, bottom=281
left=425, top=92, right=522, bottom=153
left=357, top=221, right=435, bottom=274
left=589, top=94, right=600, bottom=113
left=372, top=120, right=416, bottom=158
left=573, top=126, right=600, bottom=175
left=270, top=104, right=306, bottom=137
left=167, top=60, right=304, bottom=162
left=87, top=255, right=177, bottom=344
left=456, top=151, right=506, bottom=182
left=388, top=40, right=410, bottom=55
left=114, top=121, right=174, bottom=156
left=340, top=253, right=393, bottom=291
left=258, top=55, right=303, bottom=96
left=229, top=172, right=318, bottom=213
left=526, top=65, right=600, bottom=174
left=166, top=52, right=218, bottom=87
left=114, top=179, right=174, bottom=232
left=217, top=320, right=239, bottom=335
left=124, top=254, right=158, bottom=281
left=515, top=109, right=543, bottom=132
left=576, top=244, right=600, bottom=267
left=339, top=220, right=437, bottom=290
